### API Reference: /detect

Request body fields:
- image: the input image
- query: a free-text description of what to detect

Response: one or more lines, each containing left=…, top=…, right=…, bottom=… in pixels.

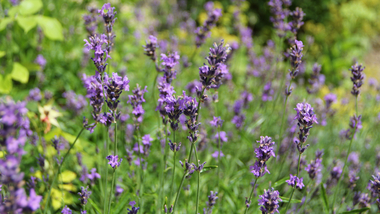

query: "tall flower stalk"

left=331, top=63, right=364, bottom=212
left=284, top=102, right=317, bottom=213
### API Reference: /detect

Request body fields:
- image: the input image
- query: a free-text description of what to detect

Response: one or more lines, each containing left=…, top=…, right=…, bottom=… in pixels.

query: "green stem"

left=44, top=127, right=85, bottom=214
left=284, top=153, right=301, bottom=213
left=160, top=121, right=169, bottom=212
left=137, top=130, right=144, bottom=213
left=194, top=143, right=200, bottom=214
left=170, top=130, right=176, bottom=203
left=108, top=169, right=116, bottom=213
left=331, top=97, right=359, bottom=213
left=104, top=127, right=110, bottom=213
left=244, top=177, right=259, bottom=214
left=173, top=173, right=187, bottom=213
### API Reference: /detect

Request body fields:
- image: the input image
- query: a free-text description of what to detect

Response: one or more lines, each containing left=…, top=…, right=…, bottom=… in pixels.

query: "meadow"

left=1, top=0, right=380, bottom=213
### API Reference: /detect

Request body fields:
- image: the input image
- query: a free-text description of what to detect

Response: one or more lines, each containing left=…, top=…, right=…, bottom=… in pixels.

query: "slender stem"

left=104, top=127, right=110, bottom=213
left=137, top=130, right=145, bottom=213
left=170, top=130, right=176, bottom=203
left=244, top=177, right=259, bottom=214
left=108, top=169, right=116, bottom=213
left=44, top=127, right=85, bottom=214
left=284, top=153, right=301, bottom=214
left=160, top=121, right=169, bottom=212
left=173, top=173, right=187, bottom=212
left=193, top=142, right=200, bottom=214
left=331, top=97, right=358, bottom=213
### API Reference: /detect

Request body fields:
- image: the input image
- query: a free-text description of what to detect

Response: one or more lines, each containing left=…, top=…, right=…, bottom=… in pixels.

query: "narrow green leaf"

left=19, top=0, right=43, bottom=15
left=0, top=51, right=5, bottom=58
left=0, top=74, right=13, bottom=94
left=320, top=183, right=330, bottom=213
left=339, top=207, right=370, bottom=214
left=201, top=165, right=218, bottom=174
left=273, top=176, right=290, bottom=188
left=112, top=192, right=130, bottom=214
left=279, top=196, right=302, bottom=203
left=164, top=167, right=172, bottom=173
left=88, top=198, right=102, bottom=214
left=36, top=16, right=63, bottom=41
left=16, top=16, right=37, bottom=33
left=11, top=62, right=29, bottom=83
left=0, top=17, right=14, bottom=31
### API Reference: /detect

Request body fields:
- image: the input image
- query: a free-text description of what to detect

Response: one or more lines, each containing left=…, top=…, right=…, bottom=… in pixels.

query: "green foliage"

left=11, top=62, right=29, bottom=84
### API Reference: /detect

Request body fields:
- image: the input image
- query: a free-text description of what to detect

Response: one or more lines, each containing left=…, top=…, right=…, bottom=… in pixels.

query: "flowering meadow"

left=1, top=0, right=380, bottom=213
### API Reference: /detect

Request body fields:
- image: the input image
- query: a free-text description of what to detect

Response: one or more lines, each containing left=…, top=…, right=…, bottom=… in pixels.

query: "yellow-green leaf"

left=0, top=51, right=5, bottom=58
left=8, top=6, right=20, bottom=17
left=60, top=170, right=77, bottom=183
left=0, top=74, right=13, bottom=94
left=36, top=16, right=63, bottom=41
left=0, top=17, right=14, bottom=31
left=16, top=16, right=37, bottom=33
left=11, top=62, right=29, bottom=83
left=19, top=0, right=43, bottom=16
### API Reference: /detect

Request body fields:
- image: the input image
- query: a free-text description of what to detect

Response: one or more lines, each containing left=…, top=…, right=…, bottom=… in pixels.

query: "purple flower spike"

left=214, top=131, right=227, bottom=143
left=293, top=102, right=318, bottom=153
left=210, top=116, right=224, bottom=127
left=289, top=40, right=304, bottom=78
left=258, top=188, right=282, bottom=214
left=195, top=3, right=222, bottom=47
left=35, top=54, right=47, bottom=69
left=143, top=35, right=158, bottom=61
left=250, top=136, right=275, bottom=178
left=286, top=174, right=304, bottom=189
left=128, top=85, right=148, bottom=124
left=61, top=206, right=72, bottom=214
left=28, top=88, right=42, bottom=102
left=78, top=186, right=92, bottom=205
left=106, top=155, right=122, bottom=169
left=350, top=63, right=365, bottom=96
left=211, top=151, right=224, bottom=159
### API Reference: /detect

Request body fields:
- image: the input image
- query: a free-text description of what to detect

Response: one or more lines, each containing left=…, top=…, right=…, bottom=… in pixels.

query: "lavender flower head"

left=128, top=85, right=148, bottom=124
left=63, top=91, right=87, bottom=114
left=61, top=206, right=72, bottom=214
left=161, top=52, right=180, bottom=84
left=84, top=34, right=110, bottom=74
left=211, top=151, right=224, bottom=159
left=289, top=40, right=304, bottom=78
left=250, top=136, right=275, bottom=177
left=78, top=186, right=92, bottom=205
left=305, top=150, right=323, bottom=179
left=127, top=201, right=140, bottom=214
left=204, top=191, right=218, bottom=214
left=258, top=188, right=282, bottom=214
left=293, top=102, right=318, bottom=153
left=307, top=63, right=324, bottom=94
left=286, top=174, right=305, bottom=189
left=27, top=88, right=42, bottom=102
left=104, top=72, right=130, bottom=112
left=210, top=116, right=224, bottom=127
left=268, top=0, right=291, bottom=37
left=106, top=155, right=122, bottom=169
left=98, top=3, right=117, bottom=53
left=289, top=7, right=305, bottom=35
left=199, top=40, right=230, bottom=91
left=350, top=63, right=365, bottom=96
left=35, top=54, right=47, bottom=69
left=262, top=82, right=274, bottom=101
left=143, top=35, right=158, bottom=61
left=342, top=115, right=362, bottom=140
left=195, top=3, right=222, bottom=47
left=83, top=7, right=98, bottom=36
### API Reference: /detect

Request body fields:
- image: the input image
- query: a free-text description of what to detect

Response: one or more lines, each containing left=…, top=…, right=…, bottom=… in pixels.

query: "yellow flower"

left=38, top=104, right=62, bottom=133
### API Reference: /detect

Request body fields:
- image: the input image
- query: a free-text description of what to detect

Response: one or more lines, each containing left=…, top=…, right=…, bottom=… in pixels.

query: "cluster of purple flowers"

left=35, top=54, right=47, bottom=69
left=128, top=84, right=148, bottom=124
left=27, top=88, right=42, bottom=102
left=199, top=40, right=230, bottom=91
left=98, top=3, right=117, bottom=53
left=307, top=63, right=325, bottom=94
left=161, top=52, right=180, bottom=84
left=262, top=82, right=274, bottom=102
left=340, top=115, right=362, bottom=140
left=0, top=99, right=42, bottom=212
left=258, top=188, right=282, bottom=214
left=250, top=136, right=276, bottom=177
left=350, top=63, right=365, bottom=96
left=268, top=0, right=291, bottom=37
left=83, top=7, right=98, bottom=36
left=63, top=91, right=87, bottom=114
left=352, top=192, right=371, bottom=209
left=231, top=91, right=252, bottom=129
left=84, top=34, right=110, bottom=74
left=370, top=173, right=380, bottom=209
left=305, top=150, right=324, bottom=180
left=289, top=40, right=304, bottom=79
left=195, top=2, right=222, bottom=47
left=78, top=186, right=92, bottom=206
left=143, top=35, right=158, bottom=61
left=106, top=155, right=122, bottom=169
left=288, top=7, right=305, bottom=35
left=204, top=191, right=218, bottom=214
left=286, top=174, right=305, bottom=189
left=293, top=102, right=318, bottom=153
left=104, top=72, right=130, bottom=112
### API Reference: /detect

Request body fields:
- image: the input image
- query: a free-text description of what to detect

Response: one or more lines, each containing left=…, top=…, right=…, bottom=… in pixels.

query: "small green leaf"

left=0, top=51, right=5, bottom=58
left=201, top=165, right=218, bottom=174
left=0, top=17, right=14, bottom=31
left=339, top=207, right=370, bottom=214
left=112, top=193, right=130, bottom=214
left=88, top=198, right=102, bottom=214
left=280, top=196, right=302, bottom=203
left=19, top=0, right=43, bottom=16
left=320, top=183, right=330, bottom=213
left=8, top=6, right=20, bottom=17
left=273, top=176, right=290, bottom=188
left=0, top=74, right=13, bottom=94
left=36, top=16, right=63, bottom=41
left=164, top=167, right=172, bottom=173
left=11, top=62, right=29, bottom=83
left=16, top=16, right=37, bottom=33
